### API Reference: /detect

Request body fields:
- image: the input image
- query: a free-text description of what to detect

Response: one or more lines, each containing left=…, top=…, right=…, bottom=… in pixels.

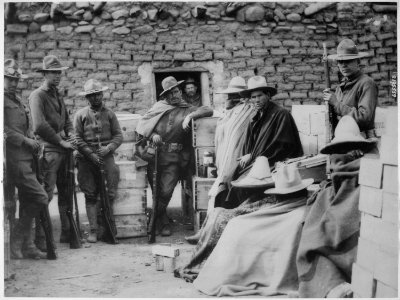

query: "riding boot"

left=86, top=204, right=98, bottom=243
left=35, top=216, right=47, bottom=252
left=22, top=219, right=47, bottom=259
left=59, top=205, right=70, bottom=243
left=11, top=215, right=31, bottom=259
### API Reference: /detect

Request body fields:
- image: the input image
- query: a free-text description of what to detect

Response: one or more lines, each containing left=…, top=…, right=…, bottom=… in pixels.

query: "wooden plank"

left=358, top=185, right=383, bottom=217
left=193, top=177, right=215, bottom=210
left=359, top=156, right=383, bottom=188
left=114, top=214, right=147, bottom=238
left=192, top=117, right=219, bottom=147
left=117, top=161, right=147, bottom=189
left=114, top=188, right=146, bottom=215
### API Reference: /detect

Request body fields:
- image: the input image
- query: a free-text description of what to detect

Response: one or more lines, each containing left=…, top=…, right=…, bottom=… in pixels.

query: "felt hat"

left=184, top=77, right=198, bottom=86
left=264, top=164, right=314, bottom=195
left=159, top=76, right=184, bottom=97
left=231, top=156, right=275, bottom=188
left=216, top=76, right=247, bottom=94
left=320, top=116, right=377, bottom=154
left=327, top=39, right=369, bottom=61
left=239, top=75, right=277, bottom=98
left=36, top=55, right=69, bottom=72
left=79, top=79, right=108, bottom=96
left=4, top=59, right=27, bottom=79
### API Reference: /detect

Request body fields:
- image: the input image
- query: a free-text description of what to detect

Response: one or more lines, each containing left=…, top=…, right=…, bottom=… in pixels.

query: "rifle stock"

left=35, top=145, right=57, bottom=259
left=148, top=145, right=158, bottom=244
left=96, top=136, right=118, bottom=244
left=66, top=151, right=82, bottom=249
left=323, top=42, right=334, bottom=142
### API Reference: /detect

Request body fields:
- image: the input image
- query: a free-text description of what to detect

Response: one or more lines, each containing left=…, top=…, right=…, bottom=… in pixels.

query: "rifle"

left=35, top=145, right=57, bottom=260
left=65, top=151, right=82, bottom=249
left=322, top=42, right=335, bottom=142
left=147, top=145, right=158, bottom=244
left=96, top=135, right=118, bottom=244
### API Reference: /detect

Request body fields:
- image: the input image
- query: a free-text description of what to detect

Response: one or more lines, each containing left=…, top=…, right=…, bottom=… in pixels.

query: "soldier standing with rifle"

left=136, top=76, right=213, bottom=238
left=4, top=59, right=48, bottom=259
left=29, top=55, right=76, bottom=249
left=74, top=79, right=122, bottom=243
left=323, top=39, right=378, bottom=137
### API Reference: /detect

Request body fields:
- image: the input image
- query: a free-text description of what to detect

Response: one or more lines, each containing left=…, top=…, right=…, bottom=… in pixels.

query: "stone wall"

left=4, top=2, right=397, bottom=115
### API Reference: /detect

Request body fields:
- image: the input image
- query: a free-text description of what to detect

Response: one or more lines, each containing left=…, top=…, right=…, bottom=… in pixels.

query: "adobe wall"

left=4, top=2, right=397, bottom=115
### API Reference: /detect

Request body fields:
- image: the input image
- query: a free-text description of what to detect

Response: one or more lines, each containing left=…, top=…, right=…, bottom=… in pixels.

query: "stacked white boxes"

left=191, top=117, right=219, bottom=232
left=113, top=113, right=148, bottom=238
left=351, top=107, right=398, bottom=298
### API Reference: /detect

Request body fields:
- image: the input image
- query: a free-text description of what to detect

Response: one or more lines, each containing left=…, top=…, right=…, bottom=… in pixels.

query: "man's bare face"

left=250, top=90, right=270, bottom=111
left=44, top=71, right=62, bottom=87
left=4, top=76, right=19, bottom=94
left=166, top=87, right=182, bottom=105
left=337, top=59, right=360, bottom=78
left=184, top=83, right=197, bottom=97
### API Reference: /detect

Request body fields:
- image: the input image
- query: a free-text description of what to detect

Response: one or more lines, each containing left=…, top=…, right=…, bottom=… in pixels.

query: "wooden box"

left=193, top=177, right=215, bottom=210
left=113, top=142, right=135, bottom=161
left=114, top=188, right=146, bottom=215
left=194, top=210, right=207, bottom=232
left=359, top=155, right=383, bottom=189
left=116, top=113, right=142, bottom=142
left=114, top=214, right=147, bottom=238
left=192, top=117, right=219, bottom=147
left=195, top=146, right=215, bottom=177
left=117, top=161, right=147, bottom=189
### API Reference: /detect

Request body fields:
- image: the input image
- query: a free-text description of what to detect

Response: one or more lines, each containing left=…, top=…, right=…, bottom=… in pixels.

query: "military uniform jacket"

left=4, top=92, right=35, bottom=160
left=29, top=82, right=74, bottom=151
left=73, top=106, right=123, bottom=158
left=333, top=71, right=378, bottom=132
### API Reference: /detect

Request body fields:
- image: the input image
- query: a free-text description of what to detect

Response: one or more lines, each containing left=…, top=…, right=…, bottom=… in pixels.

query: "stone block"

left=205, top=44, right=223, bottom=51
left=112, top=26, right=130, bottom=35
left=278, top=83, right=295, bottom=91
left=286, top=13, right=301, bottom=22
left=288, top=75, right=304, bottom=82
left=25, top=51, right=46, bottom=59
left=6, top=24, right=28, bottom=34
left=251, top=49, right=269, bottom=56
left=41, top=24, right=55, bottom=32
left=194, top=51, right=212, bottom=61
left=375, top=281, right=398, bottom=298
left=289, top=49, right=307, bottom=55
left=112, top=9, right=129, bottom=20
left=59, top=41, right=79, bottom=49
left=131, top=25, right=153, bottom=35
left=351, top=263, right=376, bottom=298
left=89, top=72, right=108, bottom=80
left=214, top=52, right=232, bottom=60
left=165, top=44, right=184, bottom=51
left=225, top=41, right=243, bottom=50
left=123, top=44, right=143, bottom=51
left=246, top=58, right=264, bottom=67
left=112, top=91, right=132, bottom=100
left=305, top=74, right=321, bottom=81
left=153, top=54, right=173, bottom=61
left=290, top=92, right=307, bottom=99
left=233, top=50, right=251, bottom=58
left=112, top=53, right=131, bottom=61
left=359, top=185, right=383, bottom=217
left=384, top=39, right=397, bottom=47
left=381, top=192, right=398, bottom=224
left=360, top=213, right=397, bottom=248
left=292, top=26, right=305, bottom=33
left=185, top=43, right=203, bottom=50
left=37, top=41, right=57, bottom=50
left=244, top=40, right=263, bottom=48
left=34, top=13, right=50, bottom=23
left=66, top=70, right=88, bottom=78
left=91, top=52, right=112, bottom=60
left=270, top=48, right=288, bottom=55
left=374, top=248, right=398, bottom=288
left=173, top=52, right=192, bottom=61
left=96, top=63, right=117, bottom=71
left=245, top=5, right=265, bottom=22
left=382, top=165, right=398, bottom=194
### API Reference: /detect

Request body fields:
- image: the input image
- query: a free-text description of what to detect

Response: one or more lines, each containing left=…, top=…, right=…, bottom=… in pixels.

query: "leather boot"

left=86, top=204, right=98, bottom=243
left=11, top=215, right=31, bottom=259
left=22, top=219, right=46, bottom=259
left=35, top=216, right=47, bottom=252
left=160, top=211, right=171, bottom=237
left=59, top=205, right=70, bottom=243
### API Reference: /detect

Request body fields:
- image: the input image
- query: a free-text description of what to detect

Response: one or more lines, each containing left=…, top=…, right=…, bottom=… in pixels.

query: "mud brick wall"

left=4, top=2, right=397, bottom=115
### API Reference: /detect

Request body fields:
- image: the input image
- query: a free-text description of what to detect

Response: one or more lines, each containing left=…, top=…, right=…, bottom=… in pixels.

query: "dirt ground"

left=4, top=189, right=208, bottom=298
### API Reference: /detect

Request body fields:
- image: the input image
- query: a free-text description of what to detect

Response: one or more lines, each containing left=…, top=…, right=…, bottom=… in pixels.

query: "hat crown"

left=42, top=55, right=64, bottom=70
left=248, top=156, right=272, bottom=180
left=4, top=59, right=24, bottom=78
left=84, top=79, right=103, bottom=93
left=162, top=76, right=180, bottom=92
left=228, top=76, right=247, bottom=89
left=337, top=39, right=359, bottom=57
left=185, top=77, right=196, bottom=85
left=334, top=115, right=362, bottom=138
left=247, top=75, right=268, bottom=90
left=275, top=164, right=303, bottom=190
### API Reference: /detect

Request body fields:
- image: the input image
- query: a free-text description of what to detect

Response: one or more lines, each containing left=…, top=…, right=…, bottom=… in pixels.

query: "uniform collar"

left=41, top=81, right=58, bottom=93
left=341, top=70, right=362, bottom=84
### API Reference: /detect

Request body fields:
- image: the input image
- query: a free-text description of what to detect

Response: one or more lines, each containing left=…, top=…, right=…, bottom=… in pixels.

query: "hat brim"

left=159, top=80, right=185, bottom=97
left=264, top=178, right=314, bottom=195
left=36, top=66, right=69, bottom=72
left=327, top=52, right=369, bottom=60
left=240, top=86, right=277, bottom=98
left=79, top=86, right=109, bottom=96
left=5, top=74, right=28, bottom=79
left=231, top=176, right=274, bottom=188
left=320, top=139, right=377, bottom=155
left=216, top=87, right=246, bottom=94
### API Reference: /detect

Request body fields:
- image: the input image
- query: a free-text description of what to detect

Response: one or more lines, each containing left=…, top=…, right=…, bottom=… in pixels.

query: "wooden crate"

left=194, top=210, right=207, bottom=232
left=193, top=177, right=215, bottom=210
left=195, top=146, right=215, bottom=177
left=116, top=113, right=142, bottom=142
left=117, top=161, right=147, bottom=189
left=113, top=142, right=135, bottom=161
left=192, top=117, right=219, bottom=147
left=114, top=214, right=147, bottom=238
left=114, top=188, right=146, bottom=215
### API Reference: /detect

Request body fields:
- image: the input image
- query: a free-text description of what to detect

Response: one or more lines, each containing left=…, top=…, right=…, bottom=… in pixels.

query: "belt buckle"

left=169, top=143, right=178, bottom=152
